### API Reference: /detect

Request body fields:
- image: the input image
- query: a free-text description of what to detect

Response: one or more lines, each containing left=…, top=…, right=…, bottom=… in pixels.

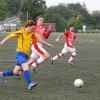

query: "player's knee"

left=44, top=53, right=50, bottom=59
left=13, top=69, right=20, bottom=75
left=22, top=63, right=29, bottom=71
left=59, top=53, right=64, bottom=57
left=13, top=71, right=18, bottom=75
left=62, top=49, right=67, bottom=55
left=72, top=51, right=76, bottom=57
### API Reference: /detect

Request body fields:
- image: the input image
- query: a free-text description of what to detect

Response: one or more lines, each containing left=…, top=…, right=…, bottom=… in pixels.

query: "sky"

left=45, top=0, right=100, bottom=13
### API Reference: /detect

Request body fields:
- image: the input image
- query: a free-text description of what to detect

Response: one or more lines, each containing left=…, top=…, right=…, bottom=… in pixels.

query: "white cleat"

left=50, top=58, right=54, bottom=64
left=68, top=61, right=74, bottom=65
left=28, top=82, right=37, bottom=90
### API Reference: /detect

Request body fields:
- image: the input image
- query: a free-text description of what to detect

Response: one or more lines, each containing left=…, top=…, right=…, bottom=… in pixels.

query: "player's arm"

left=0, top=32, right=18, bottom=46
left=32, top=34, right=53, bottom=48
left=55, top=33, right=64, bottom=42
left=74, top=33, right=80, bottom=43
left=76, top=38, right=80, bottom=43
left=43, top=25, right=52, bottom=39
left=39, top=38, right=53, bottom=48
left=0, top=36, right=12, bottom=46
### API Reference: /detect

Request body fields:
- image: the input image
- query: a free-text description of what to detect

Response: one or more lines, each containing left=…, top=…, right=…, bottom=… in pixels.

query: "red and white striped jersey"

left=34, top=25, right=50, bottom=39
left=64, top=31, right=76, bottom=48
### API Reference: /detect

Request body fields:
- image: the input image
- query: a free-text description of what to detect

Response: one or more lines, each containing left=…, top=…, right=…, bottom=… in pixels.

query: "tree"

left=91, top=11, right=100, bottom=28
left=67, top=15, right=83, bottom=29
left=5, top=0, right=20, bottom=16
left=0, top=0, right=7, bottom=20
left=44, top=4, right=68, bottom=31
left=44, top=3, right=71, bottom=20
left=50, top=13, right=67, bottom=32
left=19, top=0, right=46, bottom=21
left=44, top=3, right=92, bottom=31
left=66, top=3, right=91, bottom=25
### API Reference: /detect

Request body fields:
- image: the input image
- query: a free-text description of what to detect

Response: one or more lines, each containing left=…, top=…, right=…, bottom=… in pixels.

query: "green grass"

left=0, top=33, right=100, bottom=100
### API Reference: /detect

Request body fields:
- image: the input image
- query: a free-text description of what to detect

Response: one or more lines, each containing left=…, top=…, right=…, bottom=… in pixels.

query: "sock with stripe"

left=2, top=70, right=14, bottom=76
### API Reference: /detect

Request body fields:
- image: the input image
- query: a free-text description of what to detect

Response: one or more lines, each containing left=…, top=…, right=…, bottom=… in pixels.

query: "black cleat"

left=50, top=58, right=54, bottom=64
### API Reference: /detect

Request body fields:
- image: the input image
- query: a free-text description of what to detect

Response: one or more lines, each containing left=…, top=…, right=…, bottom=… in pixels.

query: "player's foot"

left=0, top=76, right=6, bottom=83
left=0, top=70, right=6, bottom=83
left=16, top=75, right=21, bottom=80
left=31, top=67, right=37, bottom=73
left=32, top=68, right=37, bottom=73
left=50, top=58, right=54, bottom=64
left=28, top=82, right=37, bottom=90
left=68, top=61, right=74, bottom=65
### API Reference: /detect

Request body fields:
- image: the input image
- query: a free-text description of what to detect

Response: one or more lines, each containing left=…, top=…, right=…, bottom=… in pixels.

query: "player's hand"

left=0, top=41, right=3, bottom=46
left=77, top=39, right=80, bottom=43
left=47, top=25, right=52, bottom=33
left=55, top=38, right=59, bottom=43
left=22, top=63, right=29, bottom=68
left=48, top=44, right=53, bottom=48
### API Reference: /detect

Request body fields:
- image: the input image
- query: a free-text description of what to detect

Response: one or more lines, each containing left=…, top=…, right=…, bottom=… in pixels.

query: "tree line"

left=0, top=0, right=100, bottom=31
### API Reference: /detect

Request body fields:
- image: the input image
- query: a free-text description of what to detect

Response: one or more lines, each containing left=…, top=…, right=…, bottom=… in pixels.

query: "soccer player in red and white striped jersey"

left=23, top=15, right=53, bottom=71
left=51, top=25, right=78, bottom=65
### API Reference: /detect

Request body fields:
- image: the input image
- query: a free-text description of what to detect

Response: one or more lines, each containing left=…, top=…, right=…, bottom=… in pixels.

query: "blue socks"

left=2, top=70, right=14, bottom=76
left=23, top=70, right=32, bottom=85
left=2, top=70, right=32, bottom=85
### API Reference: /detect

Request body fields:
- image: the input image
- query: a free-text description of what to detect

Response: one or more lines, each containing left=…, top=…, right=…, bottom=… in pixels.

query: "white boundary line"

left=80, top=40, right=95, bottom=43
left=0, top=57, right=100, bottom=62
left=58, top=58, right=100, bottom=61
left=0, top=60, right=16, bottom=62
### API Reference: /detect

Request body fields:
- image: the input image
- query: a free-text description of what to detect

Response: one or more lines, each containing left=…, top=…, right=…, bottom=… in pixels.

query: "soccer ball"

left=74, top=79, right=84, bottom=88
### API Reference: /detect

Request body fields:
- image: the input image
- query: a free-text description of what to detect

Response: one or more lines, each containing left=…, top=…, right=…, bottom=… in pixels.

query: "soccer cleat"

left=68, top=61, right=74, bottom=65
left=28, top=82, right=37, bottom=90
left=0, top=74, right=6, bottom=84
left=0, top=70, right=6, bottom=83
left=31, top=67, right=37, bottom=73
left=50, top=58, right=54, bottom=64
left=32, top=68, right=37, bottom=73
left=16, top=74, right=21, bottom=80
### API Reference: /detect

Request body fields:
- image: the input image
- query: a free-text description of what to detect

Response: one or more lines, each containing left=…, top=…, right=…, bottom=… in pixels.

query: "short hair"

left=25, top=20, right=36, bottom=27
left=68, top=24, right=75, bottom=29
left=36, top=15, right=43, bottom=20
left=65, top=24, right=75, bottom=30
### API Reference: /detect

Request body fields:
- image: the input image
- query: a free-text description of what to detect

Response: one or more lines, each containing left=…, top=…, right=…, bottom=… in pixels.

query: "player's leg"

left=16, top=52, right=37, bottom=90
left=0, top=65, right=22, bottom=83
left=30, top=45, right=40, bottom=71
left=51, top=52, right=63, bottom=61
left=22, top=63, right=37, bottom=90
left=0, top=52, right=24, bottom=81
left=16, top=51, right=36, bottom=79
left=68, top=48, right=76, bottom=65
left=31, top=51, right=50, bottom=68
left=13, top=66, right=23, bottom=79
left=34, top=42, right=50, bottom=60
left=25, top=57, right=38, bottom=72
left=0, top=66, right=21, bottom=77
left=31, top=43, right=50, bottom=69
left=1, top=70, right=14, bottom=77
left=51, top=43, right=68, bottom=63
left=31, top=56, right=45, bottom=69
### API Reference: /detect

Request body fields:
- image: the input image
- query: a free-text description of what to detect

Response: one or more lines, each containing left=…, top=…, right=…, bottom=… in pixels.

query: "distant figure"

left=82, top=25, right=87, bottom=33
left=51, top=25, right=79, bottom=65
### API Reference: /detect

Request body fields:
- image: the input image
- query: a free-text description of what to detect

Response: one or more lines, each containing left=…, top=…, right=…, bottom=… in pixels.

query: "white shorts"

left=31, top=42, right=47, bottom=59
left=61, top=43, right=76, bottom=54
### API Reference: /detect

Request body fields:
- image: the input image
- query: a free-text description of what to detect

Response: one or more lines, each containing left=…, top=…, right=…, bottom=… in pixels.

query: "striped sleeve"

left=8, top=30, right=21, bottom=38
left=32, top=34, right=40, bottom=42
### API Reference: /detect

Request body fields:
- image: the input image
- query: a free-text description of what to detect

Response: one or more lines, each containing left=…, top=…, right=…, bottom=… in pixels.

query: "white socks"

left=52, top=53, right=63, bottom=61
left=32, top=56, right=45, bottom=68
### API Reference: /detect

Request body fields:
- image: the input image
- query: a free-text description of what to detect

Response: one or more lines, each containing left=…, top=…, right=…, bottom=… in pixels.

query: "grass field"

left=0, top=33, right=100, bottom=100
